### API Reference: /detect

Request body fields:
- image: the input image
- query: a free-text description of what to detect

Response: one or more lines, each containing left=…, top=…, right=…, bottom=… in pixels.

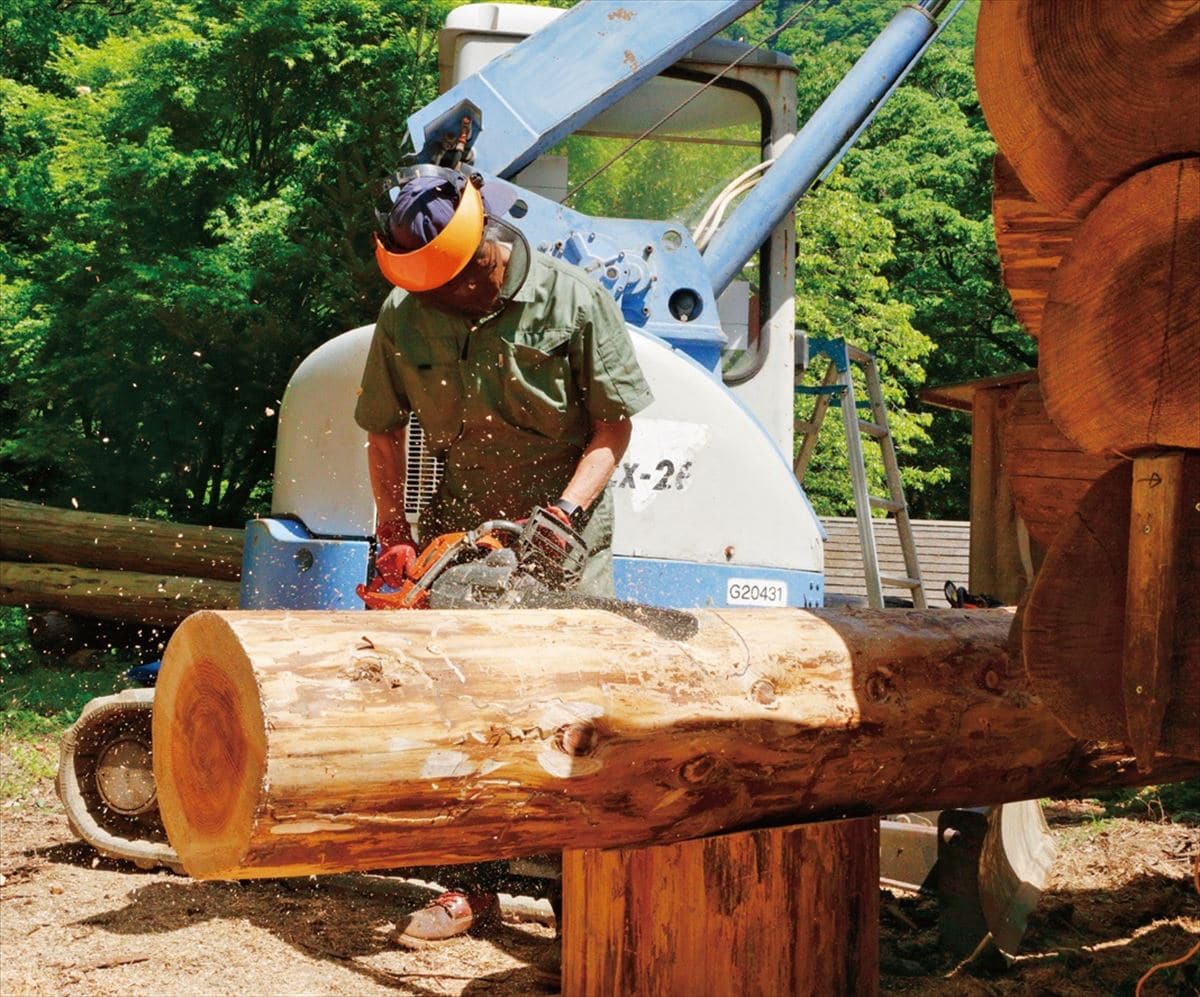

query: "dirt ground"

left=2, top=739, right=1197, bottom=996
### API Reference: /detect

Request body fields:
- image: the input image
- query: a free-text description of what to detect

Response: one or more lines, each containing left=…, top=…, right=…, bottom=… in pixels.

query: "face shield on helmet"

left=373, top=166, right=487, bottom=292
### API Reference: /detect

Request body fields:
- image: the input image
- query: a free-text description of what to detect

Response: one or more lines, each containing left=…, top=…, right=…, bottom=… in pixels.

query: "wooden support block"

left=1124, top=453, right=1188, bottom=771
left=561, top=820, right=879, bottom=997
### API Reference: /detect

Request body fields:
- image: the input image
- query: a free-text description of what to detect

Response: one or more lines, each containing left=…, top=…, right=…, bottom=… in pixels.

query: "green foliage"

left=2, top=0, right=453, bottom=524
left=0, top=608, right=135, bottom=733
left=1093, top=782, right=1200, bottom=827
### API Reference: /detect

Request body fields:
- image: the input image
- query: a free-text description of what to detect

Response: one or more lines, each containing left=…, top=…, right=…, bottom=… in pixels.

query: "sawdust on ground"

left=2, top=736, right=1197, bottom=996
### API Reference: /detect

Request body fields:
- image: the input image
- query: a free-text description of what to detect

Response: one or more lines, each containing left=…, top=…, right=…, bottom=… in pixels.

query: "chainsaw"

left=355, top=506, right=589, bottom=610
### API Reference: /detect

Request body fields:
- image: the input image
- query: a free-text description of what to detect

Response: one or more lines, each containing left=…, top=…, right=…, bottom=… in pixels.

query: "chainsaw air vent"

left=404, top=416, right=445, bottom=519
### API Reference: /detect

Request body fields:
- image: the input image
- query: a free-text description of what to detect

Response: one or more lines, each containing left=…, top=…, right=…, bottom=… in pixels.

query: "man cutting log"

left=354, top=164, right=653, bottom=946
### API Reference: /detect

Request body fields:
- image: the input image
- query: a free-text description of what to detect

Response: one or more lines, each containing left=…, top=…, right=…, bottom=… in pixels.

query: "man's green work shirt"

left=355, top=251, right=654, bottom=540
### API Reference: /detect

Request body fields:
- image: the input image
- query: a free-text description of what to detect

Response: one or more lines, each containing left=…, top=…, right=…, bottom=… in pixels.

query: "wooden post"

left=1124, top=453, right=1188, bottom=771
left=968, top=385, right=1027, bottom=604
left=562, top=820, right=879, bottom=997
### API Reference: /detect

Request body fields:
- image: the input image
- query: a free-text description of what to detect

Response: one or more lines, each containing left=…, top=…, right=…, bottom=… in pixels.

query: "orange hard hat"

left=374, top=172, right=485, bottom=292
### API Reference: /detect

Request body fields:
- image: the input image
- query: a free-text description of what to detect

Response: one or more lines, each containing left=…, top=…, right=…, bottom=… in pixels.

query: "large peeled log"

left=976, top=0, right=1200, bottom=215
left=1039, top=158, right=1200, bottom=456
left=153, top=607, right=1199, bottom=880
left=1023, top=457, right=1200, bottom=761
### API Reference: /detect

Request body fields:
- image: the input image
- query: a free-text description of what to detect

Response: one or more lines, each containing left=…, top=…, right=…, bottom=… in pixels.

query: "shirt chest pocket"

left=400, top=336, right=463, bottom=453
left=498, top=327, right=576, bottom=440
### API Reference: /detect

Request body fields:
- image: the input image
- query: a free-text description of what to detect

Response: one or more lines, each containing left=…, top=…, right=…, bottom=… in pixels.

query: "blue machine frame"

left=242, top=0, right=957, bottom=615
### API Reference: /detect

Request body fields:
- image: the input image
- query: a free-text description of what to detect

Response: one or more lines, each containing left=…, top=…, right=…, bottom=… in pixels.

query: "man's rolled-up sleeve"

left=577, top=289, right=654, bottom=422
left=354, top=304, right=411, bottom=434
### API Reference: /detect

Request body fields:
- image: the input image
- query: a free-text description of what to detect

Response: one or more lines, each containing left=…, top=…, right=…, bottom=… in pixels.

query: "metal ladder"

left=794, top=337, right=926, bottom=609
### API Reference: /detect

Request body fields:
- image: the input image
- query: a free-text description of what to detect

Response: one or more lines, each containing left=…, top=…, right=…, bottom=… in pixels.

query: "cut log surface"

left=153, top=607, right=1199, bottom=880
left=0, top=562, right=240, bottom=625
left=992, top=155, right=1082, bottom=338
left=976, top=0, right=1200, bottom=215
left=1023, top=458, right=1200, bottom=758
left=562, top=820, right=879, bottom=997
left=0, top=499, right=243, bottom=580
left=1001, top=379, right=1122, bottom=548
left=1039, top=158, right=1200, bottom=456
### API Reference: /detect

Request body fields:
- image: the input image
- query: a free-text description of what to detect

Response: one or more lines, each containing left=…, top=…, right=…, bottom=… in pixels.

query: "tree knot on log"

left=680, top=754, right=717, bottom=785
left=554, top=722, right=599, bottom=758
left=749, top=679, right=777, bottom=706
left=864, top=668, right=896, bottom=703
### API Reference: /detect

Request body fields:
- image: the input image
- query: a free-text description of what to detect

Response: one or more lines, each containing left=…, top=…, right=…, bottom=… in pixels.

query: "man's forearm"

left=560, top=418, right=634, bottom=511
left=366, top=428, right=408, bottom=527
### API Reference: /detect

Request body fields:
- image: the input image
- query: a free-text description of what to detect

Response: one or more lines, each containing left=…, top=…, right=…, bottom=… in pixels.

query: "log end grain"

left=153, top=611, right=267, bottom=879
left=1040, top=158, right=1200, bottom=456
left=976, top=0, right=1200, bottom=214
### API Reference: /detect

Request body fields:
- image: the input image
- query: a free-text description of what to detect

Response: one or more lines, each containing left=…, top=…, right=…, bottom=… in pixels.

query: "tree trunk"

left=976, top=0, right=1200, bottom=215
left=152, top=607, right=1199, bottom=880
left=1039, top=158, right=1200, bottom=456
left=1000, top=379, right=1122, bottom=548
left=0, top=499, right=243, bottom=581
left=562, top=819, right=879, bottom=997
left=991, top=154, right=1081, bottom=339
left=1022, top=457, right=1200, bottom=763
left=0, top=562, right=240, bottom=625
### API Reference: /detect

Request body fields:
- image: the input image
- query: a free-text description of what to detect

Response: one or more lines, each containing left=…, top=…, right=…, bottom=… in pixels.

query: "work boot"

left=392, top=890, right=499, bottom=949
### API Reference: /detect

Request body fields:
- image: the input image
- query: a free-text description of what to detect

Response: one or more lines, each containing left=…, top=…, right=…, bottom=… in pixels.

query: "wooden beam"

left=1001, top=379, right=1121, bottom=549
left=0, top=562, right=240, bottom=625
left=562, top=820, right=879, bottom=997
left=0, top=499, right=243, bottom=581
left=152, top=606, right=1199, bottom=880
left=1124, top=453, right=1188, bottom=771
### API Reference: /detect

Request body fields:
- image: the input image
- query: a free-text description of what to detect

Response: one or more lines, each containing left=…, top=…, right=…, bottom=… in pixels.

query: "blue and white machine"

left=247, top=0, right=956, bottom=615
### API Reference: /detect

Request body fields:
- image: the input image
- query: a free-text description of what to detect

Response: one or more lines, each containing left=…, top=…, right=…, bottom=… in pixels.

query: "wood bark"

left=0, top=499, right=243, bottom=581
left=976, top=0, right=1200, bottom=215
left=562, top=820, right=879, bottom=997
left=0, top=562, right=240, bottom=625
left=1000, top=379, right=1122, bottom=549
left=991, top=155, right=1081, bottom=338
left=1023, top=458, right=1200, bottom=762
left=1039, top=158, right=1200, bottom=456
left=152, top=607, right=1199, bottom=880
